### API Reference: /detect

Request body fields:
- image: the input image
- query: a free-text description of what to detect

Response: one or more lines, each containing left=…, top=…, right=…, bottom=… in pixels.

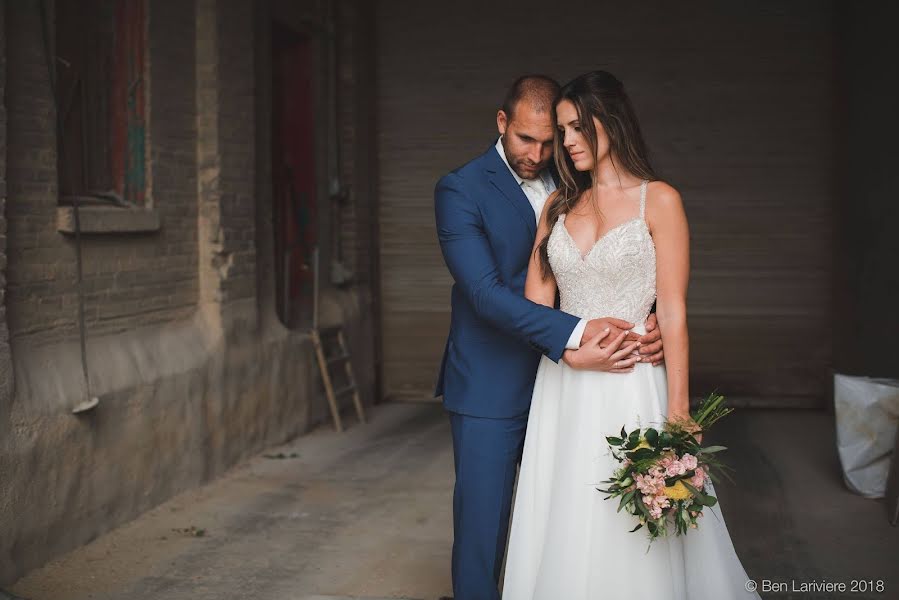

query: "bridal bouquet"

left=596, top=392, right=734, bottom=542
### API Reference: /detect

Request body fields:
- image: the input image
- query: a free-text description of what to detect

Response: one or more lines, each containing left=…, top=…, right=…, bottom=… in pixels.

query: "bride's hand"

left=563, top=328, right=641, bottom=373
left=668, top=412, right=703, bottom=445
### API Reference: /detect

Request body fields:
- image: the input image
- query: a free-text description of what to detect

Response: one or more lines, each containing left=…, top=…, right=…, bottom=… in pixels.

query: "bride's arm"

left=524, top=193, right=559, bottom=308
left=647, top=182, right=691, bottom=421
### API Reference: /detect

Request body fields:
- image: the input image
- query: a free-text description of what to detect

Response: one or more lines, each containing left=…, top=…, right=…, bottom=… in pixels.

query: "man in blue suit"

left=434, top=76, right=664, bottom=600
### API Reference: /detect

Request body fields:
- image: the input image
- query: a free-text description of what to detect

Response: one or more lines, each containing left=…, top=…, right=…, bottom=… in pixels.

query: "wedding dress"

left=502, top=181, right=760, bottom=599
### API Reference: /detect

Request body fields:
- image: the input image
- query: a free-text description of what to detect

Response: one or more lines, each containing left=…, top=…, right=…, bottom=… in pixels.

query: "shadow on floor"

left=9, top=402, right=898, bottom=600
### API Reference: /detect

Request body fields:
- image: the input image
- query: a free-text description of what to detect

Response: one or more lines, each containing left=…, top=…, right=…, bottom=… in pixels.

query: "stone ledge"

left=56, top=205, right=161, bottom=235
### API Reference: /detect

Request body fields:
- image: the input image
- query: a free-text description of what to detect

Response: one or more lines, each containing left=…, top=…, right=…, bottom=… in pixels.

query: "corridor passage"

left=10, top=403, right=898, bottom=600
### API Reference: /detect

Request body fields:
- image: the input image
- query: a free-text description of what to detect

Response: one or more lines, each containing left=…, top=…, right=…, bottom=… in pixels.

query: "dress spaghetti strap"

left=639, top=179, right=648, bottom=221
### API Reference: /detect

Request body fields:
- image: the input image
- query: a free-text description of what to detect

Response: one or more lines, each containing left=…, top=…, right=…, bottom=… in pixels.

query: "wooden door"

left=272, top=24, right=317, bottom=329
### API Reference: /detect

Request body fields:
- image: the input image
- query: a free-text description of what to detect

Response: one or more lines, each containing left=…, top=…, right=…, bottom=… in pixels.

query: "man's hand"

left=582, top=317, right=638, bottom=347
left=638, top=313, right=664, bottom=366
left=564, top=328, right=641, bottom=373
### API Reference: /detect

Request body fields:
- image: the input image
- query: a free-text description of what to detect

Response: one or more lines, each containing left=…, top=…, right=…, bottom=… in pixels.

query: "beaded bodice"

left=547, top=181, right=657, bottom=325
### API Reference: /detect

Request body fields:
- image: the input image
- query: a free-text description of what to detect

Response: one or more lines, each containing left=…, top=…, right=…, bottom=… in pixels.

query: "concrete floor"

left=8, top=402, right=899, bottom=600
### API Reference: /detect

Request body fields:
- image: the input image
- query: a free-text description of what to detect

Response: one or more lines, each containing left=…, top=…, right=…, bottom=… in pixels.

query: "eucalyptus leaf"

left=634, top=493, right=652, bottom=519
left=697, top=445, right=728, bottom=454
left=618, top=489, right=636, bottom=513
left=681, top=481, right=709, bottom=505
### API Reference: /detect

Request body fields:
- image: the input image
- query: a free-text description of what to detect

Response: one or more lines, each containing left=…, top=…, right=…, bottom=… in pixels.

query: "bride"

left=501, top=71, right=761, bottom=599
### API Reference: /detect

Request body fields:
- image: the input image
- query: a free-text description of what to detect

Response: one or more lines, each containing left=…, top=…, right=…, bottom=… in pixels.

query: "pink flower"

left=635, top=474, right=657, bottom=495
left=681, top=454, right=698, bottom=470
left=690, top=467, right=706, bottom=489
left=637, top=468, right=670, bottom=496
left=666, top=461, right=686, bottom=477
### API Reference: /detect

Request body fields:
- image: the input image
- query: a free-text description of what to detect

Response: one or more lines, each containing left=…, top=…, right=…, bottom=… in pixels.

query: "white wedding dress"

left=502, top=181, right=760, bottom=599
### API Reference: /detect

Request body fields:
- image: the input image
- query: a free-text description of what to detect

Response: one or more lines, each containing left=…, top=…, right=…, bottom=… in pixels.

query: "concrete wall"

left=0, top=0, right=378, bottom=585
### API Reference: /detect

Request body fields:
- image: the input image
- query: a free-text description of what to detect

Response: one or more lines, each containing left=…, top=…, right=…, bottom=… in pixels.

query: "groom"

left=434, top=75, right=664, bottom=600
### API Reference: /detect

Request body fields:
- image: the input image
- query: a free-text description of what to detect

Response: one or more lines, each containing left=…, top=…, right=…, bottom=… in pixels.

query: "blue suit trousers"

left=449, top=410, right=528, bottom=600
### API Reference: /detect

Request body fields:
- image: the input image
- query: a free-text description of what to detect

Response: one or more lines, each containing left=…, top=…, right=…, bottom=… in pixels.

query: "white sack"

left=834, top=374, right=899, bottom=498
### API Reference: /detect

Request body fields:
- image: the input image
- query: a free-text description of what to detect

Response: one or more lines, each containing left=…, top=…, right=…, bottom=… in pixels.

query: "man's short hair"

left=501, top=75, right=561, bottom=120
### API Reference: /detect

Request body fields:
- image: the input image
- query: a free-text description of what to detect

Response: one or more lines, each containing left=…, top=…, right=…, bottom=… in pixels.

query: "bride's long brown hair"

left=537, top=71, right=657, bottom=277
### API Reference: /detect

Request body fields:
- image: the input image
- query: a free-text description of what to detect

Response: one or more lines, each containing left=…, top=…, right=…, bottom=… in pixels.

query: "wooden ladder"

left=311, top=325, right=366, bottom=432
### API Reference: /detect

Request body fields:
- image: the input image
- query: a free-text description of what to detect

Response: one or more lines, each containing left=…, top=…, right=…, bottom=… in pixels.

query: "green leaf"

left=606, top=436, right=623, bottom=446
left=618, top=489, right=636, bottom=513
left=697, top=445, right=728, bottom=454
left=629, top=523, right=643, bottom=533
left=620, top=425, right=628, bottom=439
left=629, top=448, right=656, bottom=461
left=644, top=428, right=659, bottom=445
left=718, top=468, right=737, bottom=485
left=680, top=481, right=707, bottom=501
left=682, top=481, right=718, bottom=507
left=634, top=493, right=652, bottom=519
left=665, top=471, right=694, bottom=486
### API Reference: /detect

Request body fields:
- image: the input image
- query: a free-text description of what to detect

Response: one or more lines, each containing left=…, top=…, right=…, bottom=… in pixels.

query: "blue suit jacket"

left=434, top=144, right=580, bottom=418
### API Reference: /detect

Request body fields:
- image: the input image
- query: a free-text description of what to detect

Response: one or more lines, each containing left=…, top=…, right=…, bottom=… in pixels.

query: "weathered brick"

left=5, top=0, right=201, bottom=340
left=0, top=0, right=379, bottom=584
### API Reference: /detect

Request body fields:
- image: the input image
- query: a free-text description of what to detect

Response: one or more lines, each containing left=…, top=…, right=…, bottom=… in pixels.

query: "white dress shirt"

left=495, top=138, right=587, bottom=351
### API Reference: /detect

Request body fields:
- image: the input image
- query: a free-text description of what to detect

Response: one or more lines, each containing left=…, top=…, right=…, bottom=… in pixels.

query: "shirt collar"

left=494, top=136, right=553, bottom=190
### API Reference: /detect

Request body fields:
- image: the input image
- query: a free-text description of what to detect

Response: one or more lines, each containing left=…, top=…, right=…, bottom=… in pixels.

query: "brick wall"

left=335, top=0, right=381, bottom=399
left=196, top=0, right=257, bottom=308
left=5, top=0, right=198, bottom=346
left=0, top=0, right=11, bottom=403
left=0, top=0, right=380, bottom=585
left=336, top=0, right=359, bottom=277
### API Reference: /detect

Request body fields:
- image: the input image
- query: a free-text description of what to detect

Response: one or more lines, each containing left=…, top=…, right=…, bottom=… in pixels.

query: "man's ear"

left=497, top=110, right=508, bottom=136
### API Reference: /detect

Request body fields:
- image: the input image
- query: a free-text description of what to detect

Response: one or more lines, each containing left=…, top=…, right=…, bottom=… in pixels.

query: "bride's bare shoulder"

left=644, top=180, right=687, bottom=233
left=645, top=180, right=683, bottom=209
